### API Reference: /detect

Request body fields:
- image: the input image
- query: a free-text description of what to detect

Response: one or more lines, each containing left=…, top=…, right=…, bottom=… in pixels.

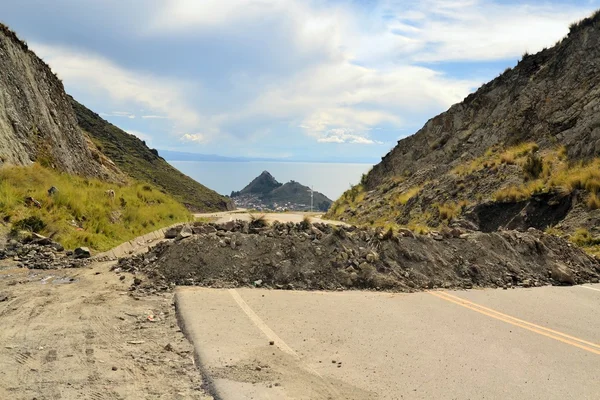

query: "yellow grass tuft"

left=0, top=164, right=191, bottom=251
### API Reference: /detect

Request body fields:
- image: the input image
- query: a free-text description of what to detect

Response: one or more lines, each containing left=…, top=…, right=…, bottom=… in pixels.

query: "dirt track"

left=0, top=259, right=212, bottom=399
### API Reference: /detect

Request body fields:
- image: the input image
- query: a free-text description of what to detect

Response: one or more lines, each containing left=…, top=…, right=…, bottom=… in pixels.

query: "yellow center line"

left=428, top=291, right=600, bottom=356
left=437, top=291, right=600, bottom=350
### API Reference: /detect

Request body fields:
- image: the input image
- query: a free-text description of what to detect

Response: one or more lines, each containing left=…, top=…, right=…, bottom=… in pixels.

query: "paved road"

left=194, top=210, right=347, bottom=226
left=176, top=284, right=600, bottom=399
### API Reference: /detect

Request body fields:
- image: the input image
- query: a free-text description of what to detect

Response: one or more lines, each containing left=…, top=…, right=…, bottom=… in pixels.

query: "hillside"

left=232, top=170, right=282, bottom=197
left=70, top=99, right=233, bottom=212
left=231, top=171, right=332, bottom=211
left=328, top=11, right=600, bottom=254
left=0, top=24, right=121, bottom=181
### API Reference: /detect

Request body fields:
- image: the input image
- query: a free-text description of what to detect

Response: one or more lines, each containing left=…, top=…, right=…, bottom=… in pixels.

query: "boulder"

left=74, top=247, right=92, bottom=259
left=192, top=224, right=217, bottom=235
left=176, top=225, right=193, bottom=241
left=551, top=264, right=576, bottom=285
left=164, top=225, right=183, bottom=239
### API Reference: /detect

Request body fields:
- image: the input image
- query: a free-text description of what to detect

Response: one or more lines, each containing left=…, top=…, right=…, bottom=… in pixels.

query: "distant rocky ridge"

left=231, top=171, right=332, bottom=211
left=329, top=11, right=600, bottom=252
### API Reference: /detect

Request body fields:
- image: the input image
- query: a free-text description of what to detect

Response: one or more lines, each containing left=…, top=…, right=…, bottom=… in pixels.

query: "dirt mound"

left=115, top=222, right=600, bottom=293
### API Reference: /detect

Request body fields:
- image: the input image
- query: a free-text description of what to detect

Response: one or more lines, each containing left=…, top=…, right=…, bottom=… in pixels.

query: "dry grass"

left=452, top=142, right=539, bottom=176
left=0, top=164, right=192, bottom=251
left=586, top=193, right=600, bottom=210
left=570, top=228, right=600, bottom=247
left=438, top=203, right=459, bottom=221
left=396, top=186, right=422, bottom=205
left=249, top=214, right=269, bottom=229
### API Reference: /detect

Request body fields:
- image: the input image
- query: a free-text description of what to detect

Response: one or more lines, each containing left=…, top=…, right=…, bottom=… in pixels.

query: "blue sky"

left=1, top=0, right=598, bottom=162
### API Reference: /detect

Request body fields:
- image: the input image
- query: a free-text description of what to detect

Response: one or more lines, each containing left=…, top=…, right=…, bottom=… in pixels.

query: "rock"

left=397, top=228, right=415, bottom=238
left=112, top=366, right=118, bottom=371
left=0, top=293, right=8, bottom=302
left=551, top=264, right=576, bottom=285
left=51, top=242, right=65, bottom=252
left=176, top=225, right=193, bottom=241
left=222, top=221, right=235, bottom=231
left=74, top=247, right=91, bottom=259
left=134, top=277, right=142, bottom=286
left=192, top=225, right=217, bottom=235
left=164, top=226, right=182, bottom=239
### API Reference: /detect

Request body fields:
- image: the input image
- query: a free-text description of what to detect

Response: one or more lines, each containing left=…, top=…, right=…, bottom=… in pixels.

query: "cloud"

left=31, top=42, right=204, bottom=132
left=100, top=111, right=136, bottom=119
left=180, top=133, right=206, bottom=143
left=16, top=0, right=599, bottom=158
left=316, top=129, right=382, bottom=145
left=378, top=0, right=597, bottom=63
left=141, top=115, right=170, bottom=119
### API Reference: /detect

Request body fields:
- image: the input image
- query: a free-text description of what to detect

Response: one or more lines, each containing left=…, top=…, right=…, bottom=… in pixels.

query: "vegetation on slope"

left=70, top=98, right=232, bottom=212
left=0, top=164, right=191, bottom=252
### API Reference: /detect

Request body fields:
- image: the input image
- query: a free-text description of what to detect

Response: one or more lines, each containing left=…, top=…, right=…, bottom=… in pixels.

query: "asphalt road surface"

left=176, top=284, right=600, bottom=400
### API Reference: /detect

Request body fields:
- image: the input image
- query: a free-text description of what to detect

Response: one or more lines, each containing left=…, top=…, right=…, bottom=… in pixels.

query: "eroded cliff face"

left=0, top=24, right=120, bottom=180
left=329, top=12, right=600, bottom=240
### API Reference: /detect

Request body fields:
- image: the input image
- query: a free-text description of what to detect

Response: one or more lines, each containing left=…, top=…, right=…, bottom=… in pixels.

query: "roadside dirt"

left=0, top=259, right=212, bottom=400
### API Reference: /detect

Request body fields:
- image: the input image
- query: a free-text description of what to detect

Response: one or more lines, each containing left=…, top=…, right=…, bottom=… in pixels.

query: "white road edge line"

left=228, top=288, right=298, bottom=357
left=228, top=289, right=342, bottom=397
left=578, top=285, right=600, bottom=293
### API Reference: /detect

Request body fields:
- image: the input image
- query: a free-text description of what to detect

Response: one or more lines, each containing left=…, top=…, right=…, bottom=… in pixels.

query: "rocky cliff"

left=0, top=24, right=119, bottom=180
left=329, top=11, right=600, bottom=253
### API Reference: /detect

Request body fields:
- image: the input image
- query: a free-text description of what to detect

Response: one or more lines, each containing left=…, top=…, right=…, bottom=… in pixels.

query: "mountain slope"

left=232, top=171, right=333, bottom=211
left=70, top=99, right=233, bottom=212
left=265, top=181, right=332, bottom=210
left=232, top=170, right=282, bottom=197
left=0, top=24, right=120, bottom=180
left=328, top=11, right=600, bottom=249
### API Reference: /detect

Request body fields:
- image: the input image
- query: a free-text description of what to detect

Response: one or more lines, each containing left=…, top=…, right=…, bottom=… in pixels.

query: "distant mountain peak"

left=233, top=170, right=282, bottom=197
left=231, top=171, right=333, bottom=212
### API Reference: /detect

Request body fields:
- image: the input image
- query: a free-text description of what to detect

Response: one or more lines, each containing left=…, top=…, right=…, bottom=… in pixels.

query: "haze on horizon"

left=1, top=0, right=598, bottom=162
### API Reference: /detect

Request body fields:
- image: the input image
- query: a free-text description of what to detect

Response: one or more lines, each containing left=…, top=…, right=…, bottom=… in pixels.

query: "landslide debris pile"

left=0, top=234, right=90, bottom=269
left=116, top=222, right=600, bottom=293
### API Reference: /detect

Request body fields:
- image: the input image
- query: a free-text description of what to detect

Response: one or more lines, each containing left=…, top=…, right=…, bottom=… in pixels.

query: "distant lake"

left=168, top=161, right=373, bottom=200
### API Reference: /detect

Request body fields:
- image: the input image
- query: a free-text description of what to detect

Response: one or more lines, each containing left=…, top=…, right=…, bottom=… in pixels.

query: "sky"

left=1, top=0, right=598, bottom=162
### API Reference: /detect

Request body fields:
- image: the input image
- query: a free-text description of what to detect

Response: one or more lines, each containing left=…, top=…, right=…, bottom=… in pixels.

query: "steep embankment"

left=329, top=11, right=600, bottom=254
left=70, top=99, right=233, bottom=212
left=0, top=24, right=121, bottom=180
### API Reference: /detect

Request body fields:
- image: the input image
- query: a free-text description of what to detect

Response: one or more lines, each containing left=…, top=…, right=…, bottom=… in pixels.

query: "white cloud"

left=27, top=0, right=599, bottom=151
left=180, top=133, right=206, bottom=143
left=379, top=0, right=597, bottom=62
left=317, top=129, right=382, bottom=145
left=100, top=111, right=136, bottom=119
left=141, top=115, right=170, bottom=120
left=32, top=42, right=203, bottom=132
